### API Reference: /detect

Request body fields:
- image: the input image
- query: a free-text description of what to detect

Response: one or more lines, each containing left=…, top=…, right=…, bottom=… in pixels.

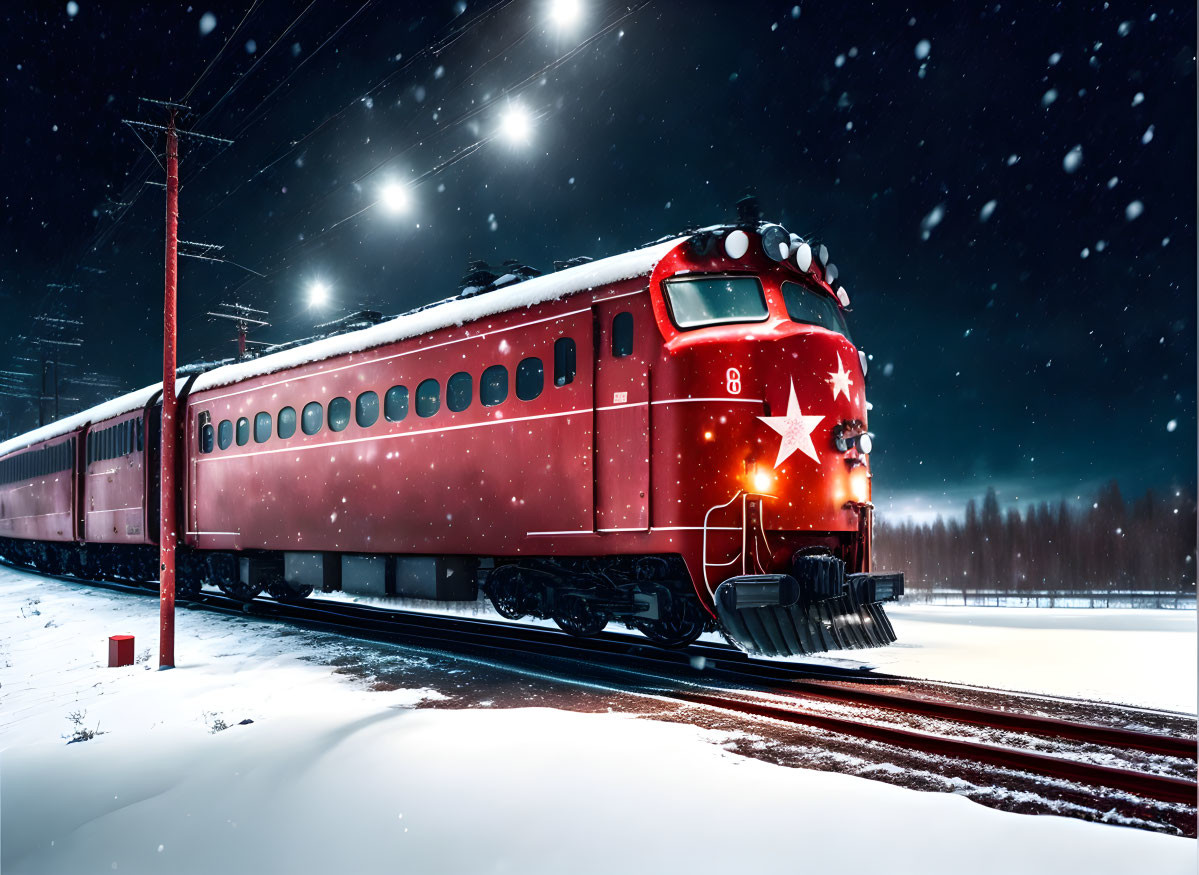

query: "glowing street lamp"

left=307, top=279, right=330, bottom=308
left=379, top=180, right=410, bottom=214
left=549, top=0, right=583, bottom=29
left=499, top=103, right=533, bottom=146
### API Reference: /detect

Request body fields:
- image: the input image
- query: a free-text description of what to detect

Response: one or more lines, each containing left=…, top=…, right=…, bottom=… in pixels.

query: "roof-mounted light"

left=760, top=224, right=789, bottom=261
left=838, top=286, right=851, bottom=308
left=724, top=229, right=749, bottom=259
left=794, top=242, right=812, bottom=272
left=825, top=263, right=839, bottom=285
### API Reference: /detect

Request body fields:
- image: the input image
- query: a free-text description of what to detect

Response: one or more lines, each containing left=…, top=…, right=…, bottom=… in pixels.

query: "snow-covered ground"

left=864, top=604, right=1197, bottom=714
left=1, top=569, right=1194, bottom=874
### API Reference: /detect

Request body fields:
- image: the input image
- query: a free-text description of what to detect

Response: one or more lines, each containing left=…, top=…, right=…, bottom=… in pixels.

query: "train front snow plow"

left=713, top=555, right=903, bottom=658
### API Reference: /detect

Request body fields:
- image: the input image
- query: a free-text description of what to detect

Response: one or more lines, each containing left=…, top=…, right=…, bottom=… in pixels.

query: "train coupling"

left=713, top=559, right=904, bottom=658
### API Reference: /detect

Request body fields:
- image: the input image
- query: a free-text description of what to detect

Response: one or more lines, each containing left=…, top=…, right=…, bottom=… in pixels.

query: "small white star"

left=758, top=379, right=824, bottom=467
left=828, top=354, right=853, bottom=401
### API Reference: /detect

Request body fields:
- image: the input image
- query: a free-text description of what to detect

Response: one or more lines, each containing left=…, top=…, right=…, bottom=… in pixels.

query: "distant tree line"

left=874, top=482, right=1196, bottom=594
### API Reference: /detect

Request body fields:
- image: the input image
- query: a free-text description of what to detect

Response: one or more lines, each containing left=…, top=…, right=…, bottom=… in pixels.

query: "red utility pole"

left=122, top=100, right=232, bottom=670
left=159, top=111, right=179, bottom=669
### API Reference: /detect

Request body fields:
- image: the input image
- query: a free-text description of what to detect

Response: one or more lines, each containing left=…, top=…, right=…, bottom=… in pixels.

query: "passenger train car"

left=0, top=220, right=903, bottom=657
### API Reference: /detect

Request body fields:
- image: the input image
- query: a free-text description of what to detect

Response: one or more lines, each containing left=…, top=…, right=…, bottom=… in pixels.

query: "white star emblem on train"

left=757, top=379, right=824, bottom=467
left=828, top=354, right=853, bottom=401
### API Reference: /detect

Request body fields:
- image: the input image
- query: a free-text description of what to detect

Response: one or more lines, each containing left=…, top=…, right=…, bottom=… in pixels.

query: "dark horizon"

left=2, top=1, right=1195, bottom=518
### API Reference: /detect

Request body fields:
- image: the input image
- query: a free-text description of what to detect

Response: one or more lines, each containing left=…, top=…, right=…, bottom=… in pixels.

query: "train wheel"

left=177, top=576, right=203, bottom=599
left=552, top=593, right=608, bottom=637
left=635, top=588, right=706, bottom=648
left=218, top=578, right=262, bottom=601
left=485, top=565, right=530, bottom=620
left=265, top=573, right=313, bottom=602
left=210, top=554, right=261, bottom=601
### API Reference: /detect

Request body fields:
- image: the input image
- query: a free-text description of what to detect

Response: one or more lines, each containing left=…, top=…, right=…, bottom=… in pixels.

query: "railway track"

left=11, top=562, right=1197, bottom=832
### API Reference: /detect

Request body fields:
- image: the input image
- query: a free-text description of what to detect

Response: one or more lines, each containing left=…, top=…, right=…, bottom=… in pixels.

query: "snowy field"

left=862, top=604, right=1197, bottom=714
left=1, top=568, right=1195, bottom=874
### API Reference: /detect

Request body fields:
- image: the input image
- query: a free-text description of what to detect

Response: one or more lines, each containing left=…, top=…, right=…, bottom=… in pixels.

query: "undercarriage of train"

left=0, top=537, right=903, bottom=657
left=482, top=555, right=712, bottom=647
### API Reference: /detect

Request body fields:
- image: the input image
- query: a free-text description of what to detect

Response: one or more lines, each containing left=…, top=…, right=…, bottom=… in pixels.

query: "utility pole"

left=124, top=99, right=233, bottom=670
left=207, top=302, right=270, bottom=361
left=160, top=109, right=179, bottom=670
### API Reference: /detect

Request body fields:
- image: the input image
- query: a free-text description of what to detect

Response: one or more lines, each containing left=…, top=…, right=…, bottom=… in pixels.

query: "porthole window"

left=612, top=312, right=634, bottom=357
left=416, top=379, right=440, bottom=418
left=236, top=417, right=250, bottom=446
left=201, top=424, right=215, bottom=454
left=218, top=420, right=233, bottom=451
left=384, top=385, right=408, bottom=422
left=516, top=357, right=544, bottom=401
left=480, top=365, right=508, bottom=407
left=554, top=337, right=576, bottom=386
left=254, top=412, right=272, bottom=444
left=328, top=396, right=351, bottom=432
left=447, top=372, right=472, bottom=412
left=278, top=406, right=297, bottom=439
left=356, top=391, right=379, bottom=428
left=301, top=402, right=323, bottom=436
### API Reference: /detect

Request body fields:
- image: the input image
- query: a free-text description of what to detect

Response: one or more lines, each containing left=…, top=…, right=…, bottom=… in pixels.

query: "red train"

left=0, top=220, right=902, bottom=657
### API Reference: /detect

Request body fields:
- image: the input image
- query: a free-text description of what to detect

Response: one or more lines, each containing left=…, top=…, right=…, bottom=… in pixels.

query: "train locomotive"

left=0, top=218, right=903, bottom=658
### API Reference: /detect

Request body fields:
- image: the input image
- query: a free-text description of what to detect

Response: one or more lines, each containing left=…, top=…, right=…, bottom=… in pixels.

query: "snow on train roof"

left=0, top=237, right=685, bottom=458
left=0, top=383, right=165, bottom=458
left=189, top=236, right=685, bottom=394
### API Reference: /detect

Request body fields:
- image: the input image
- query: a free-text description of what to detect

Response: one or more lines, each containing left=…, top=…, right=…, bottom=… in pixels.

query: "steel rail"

left=666, top=690, right=1198, bottom=807
left=9, top=561, right=1197, bottom=799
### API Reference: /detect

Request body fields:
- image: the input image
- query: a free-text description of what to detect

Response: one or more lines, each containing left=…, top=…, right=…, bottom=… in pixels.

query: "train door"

left=592, top=298, right=650, bottom=532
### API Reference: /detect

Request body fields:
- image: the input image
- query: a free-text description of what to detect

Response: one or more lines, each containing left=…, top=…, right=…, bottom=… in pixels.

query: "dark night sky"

left=1, top=1, right=1195, bottom=520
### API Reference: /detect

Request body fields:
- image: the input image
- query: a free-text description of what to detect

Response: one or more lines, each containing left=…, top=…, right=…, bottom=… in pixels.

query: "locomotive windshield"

left=663, top=276, right=769, bottom=329
left=780, top=281, right=852, bottom=342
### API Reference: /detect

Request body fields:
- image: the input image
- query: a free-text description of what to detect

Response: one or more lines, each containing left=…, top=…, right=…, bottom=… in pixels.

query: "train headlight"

left=849, top=468, right=870, bottom=503
left=795, top=242, right=813, bottom=272
left=857, top=433, right=873, bottom=455
left=751, top=466, right=774, bottom=493
left=724, top=230, right=750, bottom=259
left=760, top=224, right=789, bottom=261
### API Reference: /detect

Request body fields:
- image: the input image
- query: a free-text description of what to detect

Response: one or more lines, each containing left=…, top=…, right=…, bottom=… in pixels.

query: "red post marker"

left=109, top=635, right=135, bottom=667
left=159, top=111, right=179, bottom=670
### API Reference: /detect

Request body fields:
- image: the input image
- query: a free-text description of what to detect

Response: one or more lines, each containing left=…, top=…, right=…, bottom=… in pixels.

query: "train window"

left=516, top=357, right=544, bottom=401
left=779, top=281, right=853, bottom=342
left=447, top=372, right=472, bottom=413
left=201, top=424, right=215, bottom=454
left=480, top=365, right=508, bottom=407
left=236, top=417, right=250, bottom=446
left=137, top=419, right=144, bottom=452
left=416, top=379, right=440, bottom=418
left=662, top=276, right=769, bottom=330
left=385, top=386, right=408, bottom=422
left=328, top=396, right=351, bottom=432
left=278, top=406, right=297, bottom=439
left=218, top=420, right=233, bottom=450
left=302, top=402, right=324, bottom=436
left=254, top=412, right=272, bottom=444
left=554, top=338, right=576, bottom=386
left=355, top=391, right=379, bottom=428
left=86, top=434, right=93, bottom=464
left=612, top=312, right=634, bottom=357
